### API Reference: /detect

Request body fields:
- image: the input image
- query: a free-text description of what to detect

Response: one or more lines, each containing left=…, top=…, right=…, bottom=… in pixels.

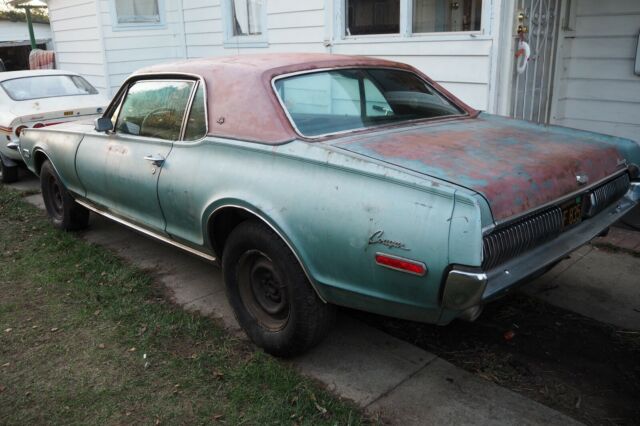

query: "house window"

left=113, top=0, right=163, bottom=26
left=224, top=0, right=268, bottom=47
left=342, top=0, right=482, bottom=36
left=412, top=0, right=482, bottom=33
left=346, top=0, right=400, bottom=35
left=232, top=0, right=263, bottom=36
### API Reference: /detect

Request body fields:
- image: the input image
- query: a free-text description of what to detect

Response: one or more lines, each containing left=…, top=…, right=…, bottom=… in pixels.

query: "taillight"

left=15, top=125, right=27, bottom=136
left=374, top=253, right=427, bottom=276
left=33, top=123, right=45, bottom=128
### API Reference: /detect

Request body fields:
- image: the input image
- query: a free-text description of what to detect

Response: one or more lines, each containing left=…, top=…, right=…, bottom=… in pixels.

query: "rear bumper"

left=441, top=182, right=640, bottom=314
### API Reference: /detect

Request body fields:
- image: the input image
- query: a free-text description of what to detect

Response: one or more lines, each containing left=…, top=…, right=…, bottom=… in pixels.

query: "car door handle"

left=143, top=154, right=165, bottom=167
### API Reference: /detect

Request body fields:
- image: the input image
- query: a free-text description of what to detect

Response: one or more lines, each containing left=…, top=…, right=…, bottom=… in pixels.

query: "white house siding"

left=550, top=0, right=640, bottom=142
left=97, top=0, right=186, bottom=95
left=180, top=0, right=491, bottom=110
left=182, top=0, right=326, bottom=58
left=46, top=0, right=497, bottom=109
left=47, top=0, right=107, bottom=93
left=181, top=0, right=223, bottom=58
left=0, top=20, right=52, bottom=44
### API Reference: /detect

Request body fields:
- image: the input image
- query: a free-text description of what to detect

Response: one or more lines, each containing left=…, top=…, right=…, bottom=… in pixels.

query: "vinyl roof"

left=133, top=53, right=474, bottom=144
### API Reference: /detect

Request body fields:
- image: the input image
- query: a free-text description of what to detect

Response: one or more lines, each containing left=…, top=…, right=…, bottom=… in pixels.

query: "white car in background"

left=0, top=70, right=108, bottom=183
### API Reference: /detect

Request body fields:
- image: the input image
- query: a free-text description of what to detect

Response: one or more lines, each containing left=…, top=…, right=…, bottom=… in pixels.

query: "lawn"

left=0, top=186, right=368, bottom=425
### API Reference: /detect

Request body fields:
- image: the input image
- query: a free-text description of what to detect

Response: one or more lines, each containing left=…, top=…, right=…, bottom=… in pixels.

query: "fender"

left=204, top=199, right=328, bottom=302
left=23, top=129, right=87, bottom=197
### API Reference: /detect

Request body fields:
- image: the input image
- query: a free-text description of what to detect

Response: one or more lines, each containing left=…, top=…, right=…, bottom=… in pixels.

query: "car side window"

left=183, top=83, right=207, bottom=141
left=115, top=80, right=194, bottom=141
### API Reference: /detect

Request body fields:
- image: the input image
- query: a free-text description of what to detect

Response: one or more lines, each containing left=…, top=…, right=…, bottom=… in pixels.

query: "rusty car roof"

left=134, top=53, right=476, bottom=144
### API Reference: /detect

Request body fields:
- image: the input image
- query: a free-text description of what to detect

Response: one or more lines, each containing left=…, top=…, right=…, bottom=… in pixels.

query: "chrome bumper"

left=442, top=182, right=640, bottom=312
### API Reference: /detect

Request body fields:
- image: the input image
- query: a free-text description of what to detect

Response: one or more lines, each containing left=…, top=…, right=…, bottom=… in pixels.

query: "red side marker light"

left=375, top=253, right=427, bottom=276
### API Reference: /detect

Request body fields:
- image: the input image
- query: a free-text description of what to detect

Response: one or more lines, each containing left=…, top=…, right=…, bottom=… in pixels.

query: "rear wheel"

left=40, top=160, right=90, bottom=231
left=0, top=159, right=18, bottom=184
left=222, top=220, right=335, bottom=357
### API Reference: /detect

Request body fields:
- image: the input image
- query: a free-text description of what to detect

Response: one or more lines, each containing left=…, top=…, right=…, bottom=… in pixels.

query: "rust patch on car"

left=335, top=115, right=625, bottom=221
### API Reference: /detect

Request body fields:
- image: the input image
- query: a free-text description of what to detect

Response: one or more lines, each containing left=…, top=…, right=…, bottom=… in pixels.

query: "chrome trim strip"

left=485, top=169, right=629, bottom=234
left=209, top=204, right=327, bottom=303
left=270, top=66, right=468, bottom=141
left=629, top=182, right=640, bottom=202
left=75, top=199, right=217, bottom=263
left=179, top=80, right=199, bottom=141
left=374, top=251, right=427, bottom=276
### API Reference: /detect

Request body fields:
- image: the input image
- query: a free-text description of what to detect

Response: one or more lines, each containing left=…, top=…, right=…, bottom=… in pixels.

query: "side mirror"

left=94, top=117, right=113, bottom=133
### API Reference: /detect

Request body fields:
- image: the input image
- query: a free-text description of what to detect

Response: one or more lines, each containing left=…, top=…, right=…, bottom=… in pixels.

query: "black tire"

left=0, top=159, right=18, bottom=184
left=222, top=220, right=335, bottom=357
left=40, top=160, right=90, bottom=231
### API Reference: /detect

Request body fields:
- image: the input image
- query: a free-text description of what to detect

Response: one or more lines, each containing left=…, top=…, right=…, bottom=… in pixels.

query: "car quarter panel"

left=157, top=138, right=474, bottom=321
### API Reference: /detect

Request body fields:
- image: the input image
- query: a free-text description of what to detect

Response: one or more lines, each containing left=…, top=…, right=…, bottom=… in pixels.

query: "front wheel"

left=222, top=220, right=335, bottom=357
left=0, top=159, right=18, bottom=184
left=40, top=160, right=90, bottom=231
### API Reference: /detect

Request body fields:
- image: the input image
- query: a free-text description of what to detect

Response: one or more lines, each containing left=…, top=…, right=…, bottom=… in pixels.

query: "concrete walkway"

left=526, top=244, right=640, bottom=331
left=3, top=174, right=584, bottom=425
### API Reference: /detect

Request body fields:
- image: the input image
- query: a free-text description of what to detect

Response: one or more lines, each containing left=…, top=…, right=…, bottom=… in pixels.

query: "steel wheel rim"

left=237, top=250, right=289, bottom=331
left=48, top=175, right=63, bottom=217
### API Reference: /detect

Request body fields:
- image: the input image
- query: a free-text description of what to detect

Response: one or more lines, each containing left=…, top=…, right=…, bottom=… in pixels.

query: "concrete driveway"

left=10, top=171, right=639, bottom=424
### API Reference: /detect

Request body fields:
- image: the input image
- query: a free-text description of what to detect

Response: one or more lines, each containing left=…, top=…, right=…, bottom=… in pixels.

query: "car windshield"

left=274, top=68, right=464, bottom=137
left=1, top=75, right=99, bottom=101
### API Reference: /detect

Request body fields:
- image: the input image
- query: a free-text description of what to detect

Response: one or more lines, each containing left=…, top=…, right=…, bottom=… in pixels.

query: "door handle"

left=144, top=154, right=165, bottom=167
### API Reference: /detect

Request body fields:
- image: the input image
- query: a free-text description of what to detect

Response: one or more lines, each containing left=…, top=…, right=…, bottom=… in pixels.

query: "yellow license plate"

left=64, top=111, right=74, bottom=116
left=562, top=197, right=583, bottom=228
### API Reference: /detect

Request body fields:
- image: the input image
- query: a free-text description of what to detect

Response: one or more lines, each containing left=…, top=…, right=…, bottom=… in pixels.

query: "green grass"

left=0, top=186, right=369, bottom=425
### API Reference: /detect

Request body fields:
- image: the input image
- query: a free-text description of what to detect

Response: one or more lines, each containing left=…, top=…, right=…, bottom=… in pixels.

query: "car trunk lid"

left=9, top=94, right=106, bottom=126
left=331, top=114, right=628, bottom=221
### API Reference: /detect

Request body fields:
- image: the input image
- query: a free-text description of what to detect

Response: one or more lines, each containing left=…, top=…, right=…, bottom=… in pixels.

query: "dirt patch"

left=357, top=293, right=640, bottom=426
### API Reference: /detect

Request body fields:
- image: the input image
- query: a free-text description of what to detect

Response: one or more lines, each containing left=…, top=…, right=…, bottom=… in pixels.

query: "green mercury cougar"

left=18, top=54, right=640, bottom=356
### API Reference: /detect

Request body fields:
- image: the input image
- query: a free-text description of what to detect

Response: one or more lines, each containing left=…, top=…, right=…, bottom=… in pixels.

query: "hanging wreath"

left=515, top=40, right=531, bottom=74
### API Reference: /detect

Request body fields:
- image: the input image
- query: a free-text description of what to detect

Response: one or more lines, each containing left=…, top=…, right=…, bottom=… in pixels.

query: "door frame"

left=493, top=0, right=571, bottom=122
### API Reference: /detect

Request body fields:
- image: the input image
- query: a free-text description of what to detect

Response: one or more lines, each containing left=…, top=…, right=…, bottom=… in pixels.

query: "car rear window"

left=274, top=68, right=464, bottom=137
left=1, top=75, right=99, bottom=101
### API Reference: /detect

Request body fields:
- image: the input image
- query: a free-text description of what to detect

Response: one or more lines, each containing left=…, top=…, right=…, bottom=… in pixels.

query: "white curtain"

left=232, top=0, right=262, bottom=35
left=115, top=0, right=160, bottom=23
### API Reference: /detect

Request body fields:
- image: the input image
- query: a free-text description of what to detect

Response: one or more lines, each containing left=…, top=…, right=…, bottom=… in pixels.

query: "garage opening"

left=0, top=42, right=47, bottom=71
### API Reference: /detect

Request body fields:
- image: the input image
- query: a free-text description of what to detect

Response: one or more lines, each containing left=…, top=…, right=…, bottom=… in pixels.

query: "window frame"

left=102, top=73, right=209, bottom=143
left=221, top=0, right=269, bottom=48
left=271, top=67, right=469, bottom=140
left=334, top=0, right=488, bottom=42
left=110, top=0, right=166, bottom=31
